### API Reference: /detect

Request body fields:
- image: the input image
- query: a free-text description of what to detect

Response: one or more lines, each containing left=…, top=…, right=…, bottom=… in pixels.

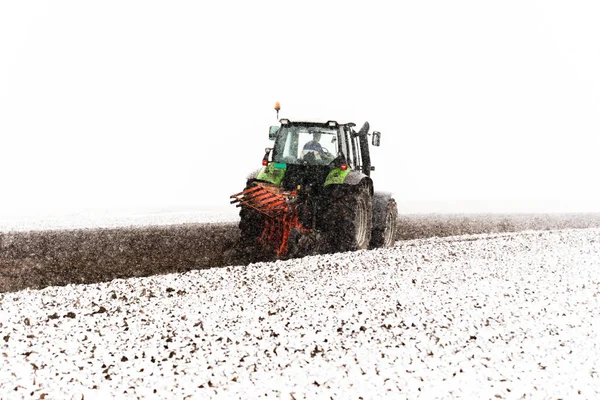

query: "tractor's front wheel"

left=237, top=204, right=272, bottom=262
left=238, top=205, right=263, bottom=245
left=238, top=182, right=266, bottom=250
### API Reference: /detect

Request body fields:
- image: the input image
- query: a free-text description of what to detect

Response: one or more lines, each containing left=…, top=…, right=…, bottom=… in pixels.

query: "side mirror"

left=269, top=126, right=279, bottom=140
left=372, top=131, right=381, bottom=147
left=262, top=147, right=272, bottom=165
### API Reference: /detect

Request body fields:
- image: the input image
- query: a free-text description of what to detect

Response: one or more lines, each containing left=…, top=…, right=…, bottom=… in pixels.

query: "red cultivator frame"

left=230, top=183, right=309, bottom=258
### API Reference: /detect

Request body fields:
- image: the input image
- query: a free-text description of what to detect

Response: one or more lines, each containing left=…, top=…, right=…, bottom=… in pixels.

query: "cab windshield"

left=272, top=125, right=338, bottom=166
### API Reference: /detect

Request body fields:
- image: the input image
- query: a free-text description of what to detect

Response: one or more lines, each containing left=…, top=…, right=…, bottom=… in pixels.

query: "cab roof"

left=279, top=119, right=356, bottom=128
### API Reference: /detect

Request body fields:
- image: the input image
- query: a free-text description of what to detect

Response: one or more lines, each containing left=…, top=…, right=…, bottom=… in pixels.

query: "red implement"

left=230, top=183, right=308, bottom=257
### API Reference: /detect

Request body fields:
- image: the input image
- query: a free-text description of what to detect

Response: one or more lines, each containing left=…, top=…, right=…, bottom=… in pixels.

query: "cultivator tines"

left=231, top=183, right=309, bottom=258
left=258, top=209, right=305, bottom=257
left=230, top=183, right=289, bottom=219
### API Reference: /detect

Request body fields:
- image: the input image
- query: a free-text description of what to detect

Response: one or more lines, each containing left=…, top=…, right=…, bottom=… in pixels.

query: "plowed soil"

left=2, top=213, right=600, bottom=292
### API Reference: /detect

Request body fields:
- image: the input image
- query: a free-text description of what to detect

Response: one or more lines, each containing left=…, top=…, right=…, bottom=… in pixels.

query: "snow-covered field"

left=1, top=229, right=599, bottom=399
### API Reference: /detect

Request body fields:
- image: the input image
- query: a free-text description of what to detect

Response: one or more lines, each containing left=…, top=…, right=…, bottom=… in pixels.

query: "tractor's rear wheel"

left=329, top=185, right=373, bottom=252
left=370, top=198, right=398, bottom=248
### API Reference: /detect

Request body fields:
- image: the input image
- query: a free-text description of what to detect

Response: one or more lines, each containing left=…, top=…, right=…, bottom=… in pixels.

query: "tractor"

left=230, top=104, right=398, bottom=260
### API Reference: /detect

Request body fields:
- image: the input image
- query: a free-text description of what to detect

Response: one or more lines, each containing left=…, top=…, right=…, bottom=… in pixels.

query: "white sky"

left=1, top=1, right=599, bottom=218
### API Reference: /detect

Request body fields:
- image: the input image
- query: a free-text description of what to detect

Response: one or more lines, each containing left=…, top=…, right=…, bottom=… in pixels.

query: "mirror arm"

left=263, top=147, right=272, bottom=163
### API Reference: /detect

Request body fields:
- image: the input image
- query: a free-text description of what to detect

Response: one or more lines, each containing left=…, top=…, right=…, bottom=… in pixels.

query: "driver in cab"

left=301, top=132, right=332, bottom=163
left=303, top=132, right=324, bottom=153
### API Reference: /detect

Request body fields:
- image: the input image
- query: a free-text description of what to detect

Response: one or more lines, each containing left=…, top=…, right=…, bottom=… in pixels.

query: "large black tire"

left=370, top=197, right=398, bottom=249
left=328, top=185, right=373, bottom=252
left=238, top=205, right=263, bottom=245
left=237, top=182, right=265, bottom=248
left=237, top=203, right=272, bottom=262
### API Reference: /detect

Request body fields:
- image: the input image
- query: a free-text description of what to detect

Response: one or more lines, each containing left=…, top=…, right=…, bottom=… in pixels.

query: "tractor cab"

left=272, top=123, right=338, bottom=167
left=270, top=119, right=380, bottom=175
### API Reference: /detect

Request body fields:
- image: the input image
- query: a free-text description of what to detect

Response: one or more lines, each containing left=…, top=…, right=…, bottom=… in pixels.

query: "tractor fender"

left=250, top=164, right=287, bottom=185
left=344, top=170, right=369, bottom=186
left=372, top=191, right=395, bottom=227
left=343, top=171, right=373, bottom=195
left=324, top=169, right=371, bottom=190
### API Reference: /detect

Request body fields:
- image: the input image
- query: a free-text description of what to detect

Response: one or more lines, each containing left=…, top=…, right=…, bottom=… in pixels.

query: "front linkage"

left=230, top=182, right=320, bottom=259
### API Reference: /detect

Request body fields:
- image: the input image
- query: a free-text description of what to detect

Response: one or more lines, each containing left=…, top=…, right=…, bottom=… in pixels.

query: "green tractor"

left=230, top=106, right=398, bottom=260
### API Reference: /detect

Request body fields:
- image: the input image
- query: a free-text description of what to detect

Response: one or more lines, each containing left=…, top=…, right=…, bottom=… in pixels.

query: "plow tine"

left=250, top=196, right=288, bottom=212
left=231, top=185, right=263, bottom=199
left=255, top=195, right=286, bottom=207
left=230, top=183, right=291, bottom=220
left=231, top=187, right=273, bottom=205
left=230, top=196, right=244, bottom=204
left=248, top=193, right=288, bottom=207
left=230, top=186, right=264, bottom=204
left=243, top=185, right=264, bottom=194
left=263, top=200, right=287, bottom=210
left=245, top=191, right=275, bottom=204
left=243, top=188, right=274, bottom=201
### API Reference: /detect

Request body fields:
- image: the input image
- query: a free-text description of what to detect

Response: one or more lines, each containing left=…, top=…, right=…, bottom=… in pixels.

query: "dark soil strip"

left=0, top=223, right=239, bottom=293
left=2, top=213, right=600, bottom=293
